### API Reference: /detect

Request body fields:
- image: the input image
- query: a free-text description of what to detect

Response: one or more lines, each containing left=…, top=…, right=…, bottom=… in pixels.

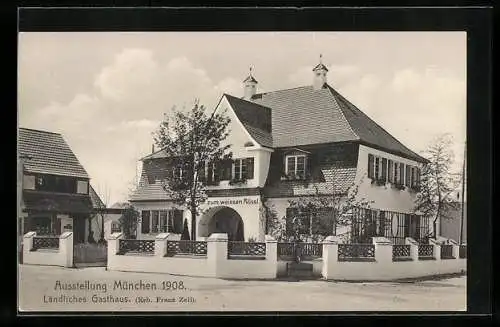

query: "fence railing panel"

left=459, top=245, right=467, bottom=259
left=118, top=239, right=155, bottom=255
left=277, top=243, right=295, bottom=258
left=392, top=244, right=412, bottom=261
left=32, top=236, right=59, bottom=250
left=166, top=241, right=207, bottom=256
left=277, top=242, right=323, bottom=260
left=418, top=244, right=434, bottom=259
left=440, top=244, right=454, bottom=259
left=338, top=244, right=375, bottom=262
left=228, top=242, right=266, bottom=258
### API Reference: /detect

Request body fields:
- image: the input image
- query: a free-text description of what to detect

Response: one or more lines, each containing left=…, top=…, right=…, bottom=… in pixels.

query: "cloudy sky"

left=18, top=32, right=466, bottom=205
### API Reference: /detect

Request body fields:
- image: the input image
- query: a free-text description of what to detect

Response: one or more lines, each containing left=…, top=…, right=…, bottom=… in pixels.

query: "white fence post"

left=447, top=238, right=459, bottom=258
left=23, top=231, right=36, bottom=255
left=59, top=232, right=73, bottom=267
left=372, top=237, right=392, bottom=264
left=108, top=232, right=123, bottom=253
left=405, top=237, right=419, bottom=261
left=322, top=235, right=341, bottom=280
left=265, top=235, right=278, bottom=278
left=429, top=238, right=441, bottom=260
left=155, top=233, right=169, bottom=257
left=207, top=233, right=228, bottom=278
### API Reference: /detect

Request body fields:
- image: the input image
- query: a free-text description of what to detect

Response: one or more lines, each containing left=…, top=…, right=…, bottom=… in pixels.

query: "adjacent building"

left=130, top=59, right=431, bottom=243
left=17, top=128, right=123, bottom=244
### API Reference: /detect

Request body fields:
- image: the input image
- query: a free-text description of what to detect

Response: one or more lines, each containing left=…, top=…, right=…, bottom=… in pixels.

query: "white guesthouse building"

left=129, top=60, right=430, bottom=244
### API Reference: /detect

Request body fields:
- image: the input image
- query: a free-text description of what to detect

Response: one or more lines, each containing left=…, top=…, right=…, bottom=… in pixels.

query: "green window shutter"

left=368, top=154, right=374, bottom=179
left=246, top=158, right=254, bottom=179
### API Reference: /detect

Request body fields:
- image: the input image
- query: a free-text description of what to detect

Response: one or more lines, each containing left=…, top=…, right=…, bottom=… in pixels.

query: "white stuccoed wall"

left=321, top=236, right=466, bottom=281
left=107, top=233, right=278, bottom=280
left=23, top=231, right=74, bottom=268
left=355, top=145, right=423, bottom=213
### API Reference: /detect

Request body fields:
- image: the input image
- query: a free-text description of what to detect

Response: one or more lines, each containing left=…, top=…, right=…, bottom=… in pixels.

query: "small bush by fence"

left=118, top=239, right=155, bottom=255
left=338, top=244, right=375, bottom=262
left=32, top=236, right=59, bottom=251
left=166, top=241, right=207, bottom=256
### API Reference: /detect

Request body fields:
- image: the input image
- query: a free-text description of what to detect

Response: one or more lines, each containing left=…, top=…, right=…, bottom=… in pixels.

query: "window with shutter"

left=374, top=157, right=380, bottom=179
left=160, top=210, right=168, bottom=232
left=151, top=211, right=159, bottom=233
left=405, top=165, right=411, bottom=187
left=173, top=210, right=183, bottom=234
left=221, top=159, right=232, bottom=180
left=246, top=158, right=254, bottom=179
left=416, top=168, right=421, bottom=189
left=399, top=163, right=405, bottom=185
left=381, top=158, right=387, bottom=182
left=368, top=154, right=374, bottom=179
left=141, top=211, right=150, bottom=234
left=388, top=160, right=394, bottom=183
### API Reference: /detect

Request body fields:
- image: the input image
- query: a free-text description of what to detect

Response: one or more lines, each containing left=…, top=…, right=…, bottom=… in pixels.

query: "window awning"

left=22, top=191, right=93, bottom=215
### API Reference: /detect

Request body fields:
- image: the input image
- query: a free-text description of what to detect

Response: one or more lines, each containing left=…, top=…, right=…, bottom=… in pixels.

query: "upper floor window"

left=76, top=180, right=88, bottom=194
left=232, top=158, right=254, bottom=181
left=33, top=174, right=78, bottom=193
left=285, top=155, right=307, bottom=179
left=368, top=153, right=420, bottom=190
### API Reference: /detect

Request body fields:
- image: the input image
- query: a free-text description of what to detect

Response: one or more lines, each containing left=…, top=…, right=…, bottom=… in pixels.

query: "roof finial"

left=319, top=53, right=323, bottom=64
left=249, top=65, right=253, bottom=76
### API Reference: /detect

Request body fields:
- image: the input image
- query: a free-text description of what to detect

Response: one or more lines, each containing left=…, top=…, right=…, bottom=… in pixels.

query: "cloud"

left=19, top=49, right=245, bottom=203
left=337, top=67, right=465, bottom=173
left=105, top=119, right=160, bottom=132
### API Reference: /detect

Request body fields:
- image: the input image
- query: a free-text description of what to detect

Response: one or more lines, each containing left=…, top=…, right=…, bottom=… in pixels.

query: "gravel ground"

left=18, top=264, right=466, bottom=312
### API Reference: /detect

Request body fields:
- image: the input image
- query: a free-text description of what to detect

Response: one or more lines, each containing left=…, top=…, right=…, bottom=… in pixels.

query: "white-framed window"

left=76, top=180, right=88, bottom=194
left=285, top=155, right=307, bottom=178
left=233, top=158, right=248, bottom=180
left=141, top=209, right=184, bottom=234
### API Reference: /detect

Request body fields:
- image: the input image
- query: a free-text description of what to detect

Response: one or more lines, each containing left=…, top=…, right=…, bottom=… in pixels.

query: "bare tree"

left=261, top=160, right=373, bottom=243
left=414, top=133, right=461, bottom=238
left=93, top=184, right=111, bottom=244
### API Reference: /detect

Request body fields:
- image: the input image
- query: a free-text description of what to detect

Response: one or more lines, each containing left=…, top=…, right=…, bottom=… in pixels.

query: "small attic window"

left=244, top=141, right=254, bottom=147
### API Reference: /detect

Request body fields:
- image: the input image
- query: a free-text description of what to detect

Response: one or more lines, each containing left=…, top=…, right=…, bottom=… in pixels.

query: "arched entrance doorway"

left=199, top=206, right=244, bottom=241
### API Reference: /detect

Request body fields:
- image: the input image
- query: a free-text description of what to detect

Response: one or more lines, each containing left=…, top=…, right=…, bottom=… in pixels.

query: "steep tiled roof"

left=264, top=167, right=357, bottom=198
left=327, top=86, right=428, bottom=163
left=251, top=85, right=427, bottom=163
left=129, top=182, right=171, bottom=202
left=23, top=190, right=93, bottom=214
left=225, top=94, right=273, bottom=148
left=89, top=185, right=105, bottom=208
left=18, top=128, right=89, bottom=178
left=252, top=86, right=358, bottom=147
